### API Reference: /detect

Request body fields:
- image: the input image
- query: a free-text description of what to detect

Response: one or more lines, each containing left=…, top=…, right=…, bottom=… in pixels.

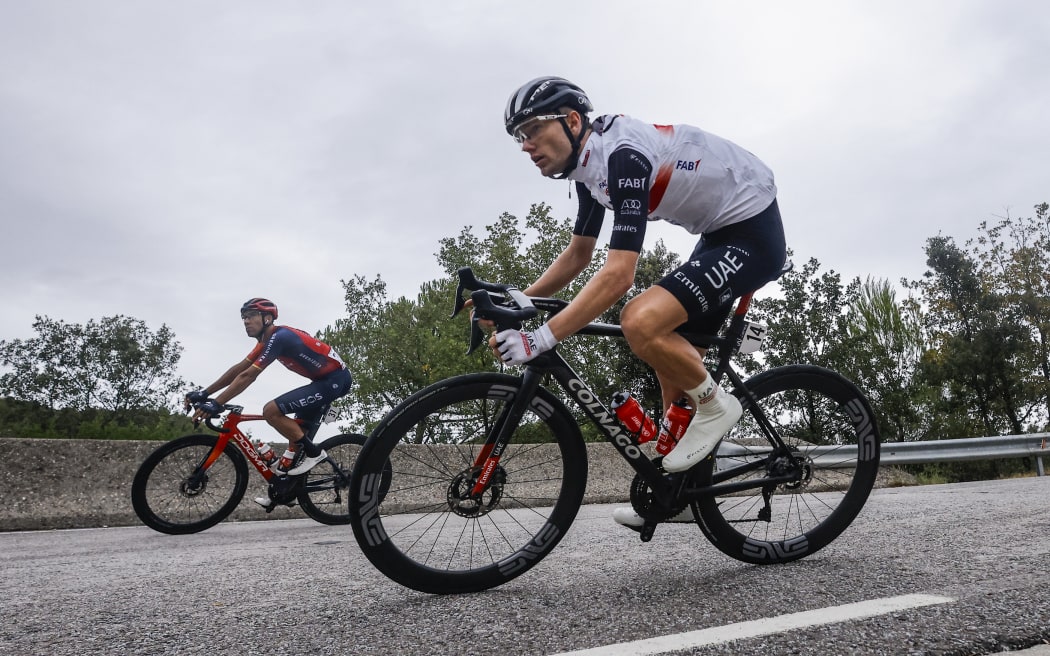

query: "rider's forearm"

left=213, top=366, right=259, bottom=404
left=202, top=360, right=251, bottom=395
left=545, top=253, right=636, bottom=340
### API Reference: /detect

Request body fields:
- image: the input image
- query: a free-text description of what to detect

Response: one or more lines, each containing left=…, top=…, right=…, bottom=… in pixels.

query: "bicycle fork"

left=465, top=368, right=545, bottom=501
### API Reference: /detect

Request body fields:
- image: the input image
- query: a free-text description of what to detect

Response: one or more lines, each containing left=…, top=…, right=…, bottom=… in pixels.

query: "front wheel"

left=298, top=433, right=390, bottom=525
left=693, top=365, right=881, bottom=564
left=349, top=373, right=588, bottom=594
left=131, top=434, right=249, bottom=534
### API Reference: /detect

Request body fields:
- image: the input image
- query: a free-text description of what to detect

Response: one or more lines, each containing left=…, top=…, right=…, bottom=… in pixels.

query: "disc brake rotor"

left=447, top=465, right=507, bottom=518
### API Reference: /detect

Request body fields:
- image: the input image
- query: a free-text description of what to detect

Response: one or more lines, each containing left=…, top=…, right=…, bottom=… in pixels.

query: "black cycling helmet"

left=504, top=76, right=593, bottom=137
left=240, top=297, right=278, bottom=320
left=504, top=76, right=593, bottom=179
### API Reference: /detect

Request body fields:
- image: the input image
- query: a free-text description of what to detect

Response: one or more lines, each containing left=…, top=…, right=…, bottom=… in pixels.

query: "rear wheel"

left=349, top=373, right=588, bottom=594
left=298, top=433, right=390, bottom=525
left=131, top=434, right=248, bottom=534
left=694, top=365, right=881, bottom=564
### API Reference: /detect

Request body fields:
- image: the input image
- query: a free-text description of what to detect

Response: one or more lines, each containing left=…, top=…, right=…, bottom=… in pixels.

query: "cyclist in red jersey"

left=186, top=298, right=352, bottom=507
left=494, top=77, right=787, bottom=529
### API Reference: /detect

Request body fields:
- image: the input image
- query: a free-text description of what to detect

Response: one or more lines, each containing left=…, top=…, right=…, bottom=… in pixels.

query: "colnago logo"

left=676, top=159, right=702, bottom=171
left=567, top=379, right=641, bottom=459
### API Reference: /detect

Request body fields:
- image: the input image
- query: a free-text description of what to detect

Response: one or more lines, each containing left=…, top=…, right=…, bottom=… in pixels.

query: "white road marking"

left=550, top=593, right=954, bottom=656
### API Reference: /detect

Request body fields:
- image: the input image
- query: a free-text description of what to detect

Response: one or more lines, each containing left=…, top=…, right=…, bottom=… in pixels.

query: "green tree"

left=0, top=315, right=185, bottom=419
left=843, top=277, right=928, bottom=441
left=325, top=204, right=593, bottom=432
left=909, top=236, right=1035, bottom=437
left=325, top=203, right=684, bottom=436
left=748, top=256, right=856, bottom=373
left=970, top=202, right=1050, bottom=426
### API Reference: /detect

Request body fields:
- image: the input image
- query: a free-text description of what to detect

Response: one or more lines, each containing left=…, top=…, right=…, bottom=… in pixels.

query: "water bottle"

left=275, top=449, right=297, bottom=473
left=611, top=392, right=658, bottom=443
left=656, top=398, right=693, bottom=455
left=253, top=440, right=277, bottom=465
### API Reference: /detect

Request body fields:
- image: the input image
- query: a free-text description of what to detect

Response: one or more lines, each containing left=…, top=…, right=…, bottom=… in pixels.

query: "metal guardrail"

left=879, top=433, right=1050, bottom=470
left=719, top=433, right=1050, bottom=476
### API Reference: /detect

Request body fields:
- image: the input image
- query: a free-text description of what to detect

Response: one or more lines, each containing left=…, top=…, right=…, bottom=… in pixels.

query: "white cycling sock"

left=685, top=376, right=725, bottom=415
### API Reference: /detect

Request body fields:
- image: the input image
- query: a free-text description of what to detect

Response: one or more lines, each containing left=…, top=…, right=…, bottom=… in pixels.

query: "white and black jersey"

left=569, top=114, right=777, bottom=252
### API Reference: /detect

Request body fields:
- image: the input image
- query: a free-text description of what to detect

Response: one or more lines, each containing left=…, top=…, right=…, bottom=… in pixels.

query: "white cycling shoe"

left=661, top=394, right=742, bottom=473
left=612, top=506, right=694, bottom=530
left=286, top=449, right=328, bottom=476
left=253, top=496, right=297, bottom=510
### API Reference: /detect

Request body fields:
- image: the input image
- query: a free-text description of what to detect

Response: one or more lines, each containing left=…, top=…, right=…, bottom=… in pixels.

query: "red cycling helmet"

left=240, top=297, right=278, bottom=320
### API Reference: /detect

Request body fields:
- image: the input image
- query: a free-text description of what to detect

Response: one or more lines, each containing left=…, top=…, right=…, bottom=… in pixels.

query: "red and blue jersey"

left=245, top=326, right=346, bottom=380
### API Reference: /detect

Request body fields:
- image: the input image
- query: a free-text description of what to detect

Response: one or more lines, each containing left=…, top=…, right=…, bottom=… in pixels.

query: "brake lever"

left=467, top=315, right=486, bottom=355
left=466, top=291, right=527, bottom=355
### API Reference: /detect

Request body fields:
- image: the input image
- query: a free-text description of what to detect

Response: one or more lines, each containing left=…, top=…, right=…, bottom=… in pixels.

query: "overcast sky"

left=2, top=2, right=1048, bottom=440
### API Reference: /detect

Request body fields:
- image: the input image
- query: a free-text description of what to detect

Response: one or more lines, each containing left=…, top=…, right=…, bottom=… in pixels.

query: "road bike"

left=132, top=402, right=378, bottom=534
left=348, top=267, right=881, bottom=594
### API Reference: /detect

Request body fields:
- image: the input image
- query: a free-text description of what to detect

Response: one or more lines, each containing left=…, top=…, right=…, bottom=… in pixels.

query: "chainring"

left=628, top=461, right=690, bottom=524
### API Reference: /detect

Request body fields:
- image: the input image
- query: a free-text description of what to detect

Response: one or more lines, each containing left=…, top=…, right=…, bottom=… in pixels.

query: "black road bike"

left=348, top=267, right=880, bottom=594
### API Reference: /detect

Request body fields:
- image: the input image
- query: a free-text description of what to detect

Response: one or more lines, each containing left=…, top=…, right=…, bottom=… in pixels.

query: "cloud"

left=2, top=1, right=1048, bottom=437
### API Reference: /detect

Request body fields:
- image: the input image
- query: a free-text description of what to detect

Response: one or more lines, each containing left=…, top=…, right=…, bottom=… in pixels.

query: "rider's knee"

left=621, top=297, right=659, bottom=345
left=262, top=401, right=283, bottom=422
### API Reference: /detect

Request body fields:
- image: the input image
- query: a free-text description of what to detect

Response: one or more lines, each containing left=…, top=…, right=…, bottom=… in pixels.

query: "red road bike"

left=131, top=402, right=382, bottom=534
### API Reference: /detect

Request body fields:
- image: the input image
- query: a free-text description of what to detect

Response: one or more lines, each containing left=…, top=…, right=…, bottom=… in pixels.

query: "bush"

left=0, top=397, right=195, bottom=440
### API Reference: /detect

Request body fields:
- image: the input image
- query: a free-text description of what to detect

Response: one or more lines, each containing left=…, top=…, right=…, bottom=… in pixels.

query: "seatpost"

left=712, top=292, right=755, bottom=379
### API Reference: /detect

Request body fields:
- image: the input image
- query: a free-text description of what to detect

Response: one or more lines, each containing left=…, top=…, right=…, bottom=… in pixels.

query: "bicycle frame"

left=467, top=291, right=801, bottom=510
left=199, top=407, right=276, bottom=482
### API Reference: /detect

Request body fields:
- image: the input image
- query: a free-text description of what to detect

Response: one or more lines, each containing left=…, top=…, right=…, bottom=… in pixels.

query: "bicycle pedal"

left=639, top=521, right=657, bottom=542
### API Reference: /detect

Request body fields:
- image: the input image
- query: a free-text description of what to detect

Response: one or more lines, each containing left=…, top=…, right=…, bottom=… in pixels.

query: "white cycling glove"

left=495, top=324, right=558, bottom=365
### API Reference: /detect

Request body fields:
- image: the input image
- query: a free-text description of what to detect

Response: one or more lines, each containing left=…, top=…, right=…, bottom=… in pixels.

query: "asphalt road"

left=2, top=477, right=1048, bottom=655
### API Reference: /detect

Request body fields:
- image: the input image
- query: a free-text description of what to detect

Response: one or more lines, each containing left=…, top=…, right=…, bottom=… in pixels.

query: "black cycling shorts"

left=274, top=367, right=353, bottom=422
left=657, top=199, right=786, bottom=336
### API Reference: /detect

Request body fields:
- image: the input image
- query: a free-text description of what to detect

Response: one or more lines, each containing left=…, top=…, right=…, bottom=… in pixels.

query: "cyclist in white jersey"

left=491, top=77, right=788, bottom=529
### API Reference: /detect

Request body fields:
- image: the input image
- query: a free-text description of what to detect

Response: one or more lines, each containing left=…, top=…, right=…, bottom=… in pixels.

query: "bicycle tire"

left=693, top=364, right=881, bottom=564
left=131, top=434, right=249, bottom=534
left=349, top=373, right=588, bottom=594
left=298, top=433, right=389, bottom=525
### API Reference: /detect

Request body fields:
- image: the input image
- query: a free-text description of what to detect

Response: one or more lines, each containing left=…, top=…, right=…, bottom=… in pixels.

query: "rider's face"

left=241, top=311, right=265, bottom=338
left=518, top=112, right=581, bottom=177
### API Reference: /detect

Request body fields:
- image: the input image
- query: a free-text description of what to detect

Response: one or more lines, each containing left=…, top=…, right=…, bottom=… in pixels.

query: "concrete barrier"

left=0, top=437, right=638, bottom=531
left=0, top=437, right=912, bottom=532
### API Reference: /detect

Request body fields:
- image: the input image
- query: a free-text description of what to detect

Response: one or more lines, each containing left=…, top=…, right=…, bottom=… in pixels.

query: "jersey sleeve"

left=573, top=181, right=605, bottom=238
left=606, top=146, right=652, bottom=252
left=245, top=341, right=265, bottom=368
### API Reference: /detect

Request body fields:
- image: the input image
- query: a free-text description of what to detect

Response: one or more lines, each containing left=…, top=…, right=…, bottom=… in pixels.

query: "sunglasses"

left=512, top=114, right=568, bottom=144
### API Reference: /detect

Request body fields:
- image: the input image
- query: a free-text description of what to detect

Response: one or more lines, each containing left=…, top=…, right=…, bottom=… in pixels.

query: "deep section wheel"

left=694, top=365, right=881, bottom=564
left=349, top=373, right=588, bottom=594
